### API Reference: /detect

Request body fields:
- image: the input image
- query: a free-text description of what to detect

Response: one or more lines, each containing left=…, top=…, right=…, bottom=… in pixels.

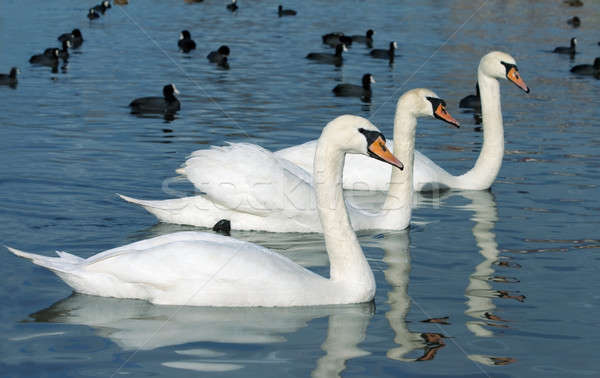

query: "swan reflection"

left=27, top=293, right=373, bottom=376
left=454, top=190, right=519, bottom=366
left=366, top=231, right=447, bottom=362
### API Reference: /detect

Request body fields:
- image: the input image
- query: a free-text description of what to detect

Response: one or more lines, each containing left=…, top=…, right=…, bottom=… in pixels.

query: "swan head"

left=322, top=115, right=404, bottom=170
left=480, top=51, right=530, bottom=93
left=398, top=88, right=460, bottom=127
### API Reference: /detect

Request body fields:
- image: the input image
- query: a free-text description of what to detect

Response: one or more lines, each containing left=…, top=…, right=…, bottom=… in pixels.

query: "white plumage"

left=8, top=115, right=403, bottom=307
left=276, top=51, right=530, bottom=191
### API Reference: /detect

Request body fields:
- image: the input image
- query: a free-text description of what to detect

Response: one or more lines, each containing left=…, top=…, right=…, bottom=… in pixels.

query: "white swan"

left=275, top=51, right=530, bottom=191
left=120, top=89, right=456, bottom=232
left=7, top=115, right=403, bottom=307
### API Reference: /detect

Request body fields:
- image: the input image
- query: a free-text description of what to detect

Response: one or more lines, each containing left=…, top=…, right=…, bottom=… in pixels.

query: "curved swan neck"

left=383, top=104, right=416, bottom=215
left=458, top=71, right=504, bottom=189
left=314, top=138, right=374, bottom=286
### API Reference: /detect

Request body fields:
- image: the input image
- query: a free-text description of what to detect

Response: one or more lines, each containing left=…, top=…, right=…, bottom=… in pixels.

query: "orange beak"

left=368, top=136, right=404, bottom=170
left=507, top=67, right=530, bottom=93
left=434, top=104, right=460, bottom=128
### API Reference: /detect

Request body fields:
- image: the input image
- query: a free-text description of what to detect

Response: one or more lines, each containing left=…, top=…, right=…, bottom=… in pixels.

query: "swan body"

left=121, top=89, right=452, bottom=232
left=276, top=51, right=530, bottom=191
left=8, top=115, right=403, bottom=307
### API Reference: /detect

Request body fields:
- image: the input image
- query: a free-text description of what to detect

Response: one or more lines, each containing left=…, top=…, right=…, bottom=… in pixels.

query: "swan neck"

left=460, top=71, right=504, bottom=189
left=383, top=107, right=415, bottom=215
left=314, top=139, right=374, bottom=286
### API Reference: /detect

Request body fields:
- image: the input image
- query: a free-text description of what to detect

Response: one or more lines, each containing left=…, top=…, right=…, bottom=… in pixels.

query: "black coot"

left=29, top=48, right=59, bottom=67
left=178, top=30, right=196, bottom=53
left=129, top=84, right=181, bottom=115
left=306, top=44, right=347, bottom=66
left=278, top=5, right=296, bottom=16
left=217, top=56, right=230, bottom=69
left=570, top=57, right=600, bottom=75
left=350, top=29, right=374, bottom=47
left=553, top=37, right=577, bottom=54
left=87, top=8, right=100, bottom=20
left=207, top=45, right=230, bottom=63
left=332, top=73, right=375, bottom=101
left=322, top=33, right=352, bottom=48
left=370, top=41, right=397, bottom=61
left=564, top=0, right=583, bottom=6
left=0, top=67, right=18, bottom=87
left=93, top=1, right=112, bottom=14
left=59, top=40, right=71, bottom=61
left=458, top=83, right=481, bottom=110
left=567, top=16, right=580, bottom=27
left=58, top=29, right=84, bottom=49
left=227, top=0, right=238, bottom=11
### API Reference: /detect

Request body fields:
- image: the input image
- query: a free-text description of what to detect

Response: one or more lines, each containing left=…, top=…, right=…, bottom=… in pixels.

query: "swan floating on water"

left=276, top=51, right=530, bottom=191
left=120, top=89, right=457, bottom=232
left=7, top=115, right=403, bottom=307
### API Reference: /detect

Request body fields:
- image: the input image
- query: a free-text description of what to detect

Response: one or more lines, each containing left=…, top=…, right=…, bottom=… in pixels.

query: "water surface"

left=1, top=0, right=599, bottom=377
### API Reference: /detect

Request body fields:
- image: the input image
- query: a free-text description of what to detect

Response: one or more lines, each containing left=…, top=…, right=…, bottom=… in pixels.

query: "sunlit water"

left=1, top=0, right=599, bottom=376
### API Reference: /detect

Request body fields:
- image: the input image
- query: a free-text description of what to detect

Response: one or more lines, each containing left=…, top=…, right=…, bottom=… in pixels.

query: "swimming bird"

left=93, top=0, right=111, bottom=14
left=306, top=44, right=347, bottom=66
left=322, top=32, right=353, bottom=48
left=332, top=73, right=375, bottom=101
left=567, top=16, right=581, bottom=27
left=87, top=8, right=100, bottom=20
left=350, top=29, right=374, bottom=47
left=178, top=30, right=196, bottom=53
left=207, top=45, right=230, bottom=63
left=570, top=57, right=600, bottom=75
left=216, top=56, right=229, bottom=69
left=227, top=0, right=238, bottom=12
left=458, top=83, right=481, bottom=110
left=564, top=0, right=583, bottom=6
left=129, top=84, right=181, bottom=115
left=0, top=67, right=18, bottom=87
left=58, top=29, right=84, bottom=48
left=10, top=116, right=403, bottom=307
left=553, top=37, right=577, bottom=54
left=119, top=90, right=457, bottom=232
left=59, top=40, right=71, bottom=61
left=278, top=5, right=296, bottom=16
left=29, top=48, right=59, bottom=68
left=276, top=51, right=530, bottom=191
left=370, top=41, right=397, bottom=62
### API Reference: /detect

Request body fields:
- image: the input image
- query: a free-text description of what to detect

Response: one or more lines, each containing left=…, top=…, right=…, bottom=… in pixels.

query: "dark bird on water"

left=0, top=67, right=19, bottom=88
left=570, top=57, right=600, bottom=75
left=350, top=29, right=374, bottom=48
left=129, top=84, right=181, bottom=115
left=553, top=37, right=577, bottom=54
left=58, top=29, right=84, bottom=48
left=227, top=0, right=238, bottom=12
left=87, top=8, right=100, bottom=20
left=459, top=83, right=481, bottom=110
left=178, top=30, right=196, bottom=53
left=278, top=5, right=296, bottom=16
left=332, top=73, right=375, bottom=101
left=322, top=32, right=352, bottom=48
left=370, top=41, right=397, bottom=62
left=306, top=44, right=347, bottom=66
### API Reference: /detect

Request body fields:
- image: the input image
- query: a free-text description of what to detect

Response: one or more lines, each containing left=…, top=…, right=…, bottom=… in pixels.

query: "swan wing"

left=181, top=143, right=316, bottom=216
left=83, top=232, right=322, bottom=305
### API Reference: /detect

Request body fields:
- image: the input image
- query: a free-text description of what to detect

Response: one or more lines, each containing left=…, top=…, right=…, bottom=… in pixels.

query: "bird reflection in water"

left=26, top=289, right=374, bottom=376
left=455, top=190, right=519, bottom=366
left=368, top=231, right=448, bottom=362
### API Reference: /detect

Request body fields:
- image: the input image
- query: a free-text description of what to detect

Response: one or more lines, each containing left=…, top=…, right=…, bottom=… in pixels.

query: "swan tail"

left=118, top=193, right=224, bottom=227
left=175, top=167, right=185, bottom=175
left=6, top=246, right=82, bottom=273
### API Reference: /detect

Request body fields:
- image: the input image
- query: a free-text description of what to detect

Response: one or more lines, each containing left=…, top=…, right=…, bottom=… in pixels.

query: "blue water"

left=1, top=0, right=599, bottom=376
